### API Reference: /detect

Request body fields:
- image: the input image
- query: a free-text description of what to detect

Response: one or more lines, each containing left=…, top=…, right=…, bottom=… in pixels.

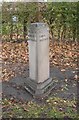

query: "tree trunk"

left=16, top=25, right=18, bottom=41
left=72, top=28, right=76, bottom=41
left=61, top=25, right=66, bottom=43
left=23, top=19, right=27, bottom=41
left=10, top=21, right=13, bottom=41
left=58, top=28, right=61, bottom=42
left=36, top=2, right=43, bottom=22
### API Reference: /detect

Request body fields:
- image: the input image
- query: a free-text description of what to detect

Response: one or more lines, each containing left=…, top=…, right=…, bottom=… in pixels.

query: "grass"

left=2, top=97, right=79, bottom=119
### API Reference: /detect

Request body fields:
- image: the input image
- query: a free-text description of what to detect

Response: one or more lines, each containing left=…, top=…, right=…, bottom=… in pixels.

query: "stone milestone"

left=25, top=23, right=54, bottom=98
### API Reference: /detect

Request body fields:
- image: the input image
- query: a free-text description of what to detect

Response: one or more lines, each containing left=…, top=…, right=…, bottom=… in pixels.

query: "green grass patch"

left=2, top=97, right=78, bottom=118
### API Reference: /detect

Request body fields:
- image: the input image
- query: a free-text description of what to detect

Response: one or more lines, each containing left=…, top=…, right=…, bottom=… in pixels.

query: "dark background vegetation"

left=2, top=2, right=78, bottom=43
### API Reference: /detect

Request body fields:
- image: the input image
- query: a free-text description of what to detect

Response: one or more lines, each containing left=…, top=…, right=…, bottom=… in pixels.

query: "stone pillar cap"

left=28, top=22, right=49, bottom=33
left=30, top=22, right=48, bottom=27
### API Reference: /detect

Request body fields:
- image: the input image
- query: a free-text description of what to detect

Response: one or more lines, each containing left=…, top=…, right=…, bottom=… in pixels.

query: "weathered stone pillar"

left=25, top=23, right=54, bottom=97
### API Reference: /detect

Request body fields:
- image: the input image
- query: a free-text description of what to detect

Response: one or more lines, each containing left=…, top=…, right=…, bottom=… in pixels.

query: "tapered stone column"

left=25, top=23, right=54, bottom=97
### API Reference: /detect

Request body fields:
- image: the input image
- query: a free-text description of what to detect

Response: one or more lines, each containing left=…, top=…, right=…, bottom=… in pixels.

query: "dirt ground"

left=2, top=41, right=78, bottom=103
left=2, top=64, right=78, bottom=103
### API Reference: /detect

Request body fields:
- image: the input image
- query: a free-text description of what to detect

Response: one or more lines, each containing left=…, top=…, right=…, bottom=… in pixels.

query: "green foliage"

left=2, top=2, right=78, bottom=42
left=43, top=2, right=77, bottom=41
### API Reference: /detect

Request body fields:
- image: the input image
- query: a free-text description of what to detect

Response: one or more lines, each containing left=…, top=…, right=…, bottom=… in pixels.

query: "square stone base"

left=24, top=78, right=55, bottom=98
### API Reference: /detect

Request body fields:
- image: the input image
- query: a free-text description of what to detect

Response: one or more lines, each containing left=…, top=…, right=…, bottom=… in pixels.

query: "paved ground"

left=2, top=66, right=78, bottom=102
